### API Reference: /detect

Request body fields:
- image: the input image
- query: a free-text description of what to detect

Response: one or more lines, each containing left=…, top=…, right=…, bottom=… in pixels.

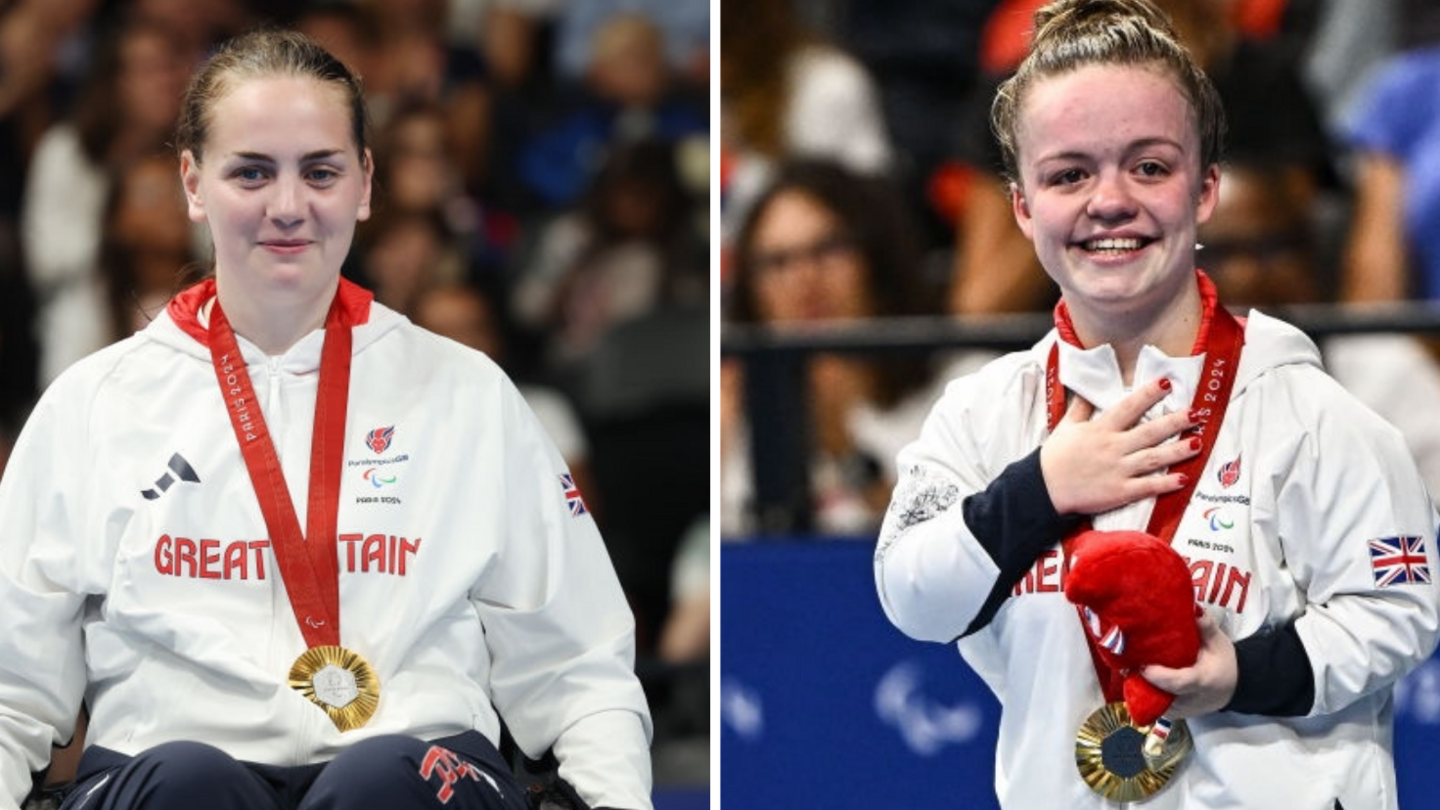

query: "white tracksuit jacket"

left=0, top=280, right=653, bottom=810
left=876, top=308, right=1440, bottom=810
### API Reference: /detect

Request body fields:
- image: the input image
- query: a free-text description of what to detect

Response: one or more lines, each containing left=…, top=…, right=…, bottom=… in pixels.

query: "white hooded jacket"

left=0, top=280, right=653, bottom=810
left=876, top=306, right=1440, bottom=810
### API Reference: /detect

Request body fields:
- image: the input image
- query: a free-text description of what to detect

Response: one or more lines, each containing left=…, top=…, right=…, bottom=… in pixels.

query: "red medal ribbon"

left=208, top=291, right=353, bottom=650
left=1047, top=271, right=1245, bottom=701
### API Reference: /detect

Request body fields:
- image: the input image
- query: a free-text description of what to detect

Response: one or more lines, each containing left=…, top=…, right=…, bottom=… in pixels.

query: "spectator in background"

left=350, top=0, right=558, bottom=240
left=509, top=134, right=708, bottom=663
left=0, top=0, right=98, bottom=231
left=439, top=0, right=568, bottom=222
left=355, top=208, right=467, bottom=317
left=295, top=2, right=376, bottom=81
left=722, top=159, right=939, bottom=539
left=1198, top=164, right=1322, bottom=311
left=357, top=0, right=486, bottom=120
left=512, top=138, right=705, bottom=367
left=946, top=0, right=1337, bottom=318
left=719, top=0, right=893, bottom=252
left=129, top=0, right=251, bottom=61
left=414, top=279, right=598, bottom=517
left=830, top=0, right=1000, bottom=246
left=0, top=0, right=150, bottom=514
left=0, top=0, right=98, bottom=126
left=648, top=512, right=708, bottom=784
left=370, top=100, right=511, bottom=276
left=354, top=0, right=492, bottom=213
left=658, top=515, right=708, bottom=665
left=520, top=10, right=707, bottom=209
left=100, top=153, right=201, bottom=333
left=551, top=0, right=709, bottom=93
left=20, top=15, right=192, bottom=386
left=448, top=0, right=562, bottom=91
left=1299, top=0, right=1400, bottom=138
left=374, top=101, right=463, bottom=218
left=1201, top=162, right=1440, bottom=503
left=1340, top=32, right=1440, bottom=303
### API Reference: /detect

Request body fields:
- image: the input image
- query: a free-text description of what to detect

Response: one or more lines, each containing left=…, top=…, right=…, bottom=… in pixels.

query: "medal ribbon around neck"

left=208, top=291, right=379, bottom=730
left=1045, top=272, right=1244, bottom=800
left=1046, top=271, right=1244, bottom=701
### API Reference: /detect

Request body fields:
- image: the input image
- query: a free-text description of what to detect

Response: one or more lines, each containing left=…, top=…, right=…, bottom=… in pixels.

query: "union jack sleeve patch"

left=560, top=473, right=588, bottom=517
left=1368, top=536, right=1431, bottom=588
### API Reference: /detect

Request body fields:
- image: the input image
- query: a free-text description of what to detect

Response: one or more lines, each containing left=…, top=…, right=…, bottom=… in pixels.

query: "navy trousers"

left=57, top=732, right=530, bottom=810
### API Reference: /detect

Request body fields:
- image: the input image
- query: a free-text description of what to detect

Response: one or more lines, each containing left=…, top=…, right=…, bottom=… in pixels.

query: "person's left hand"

left=1139, top=612, right=1237, bottom=719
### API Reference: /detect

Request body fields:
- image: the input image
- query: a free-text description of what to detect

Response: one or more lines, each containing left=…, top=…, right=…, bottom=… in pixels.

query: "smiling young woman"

left=873, top=1, right=1440, bottom=809
left=1008, top=63, right=1217, bottom=368
left=176, top=38, right=374, bottom=357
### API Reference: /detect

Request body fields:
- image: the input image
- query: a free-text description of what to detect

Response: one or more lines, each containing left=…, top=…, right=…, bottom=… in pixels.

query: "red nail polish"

left=1177, top=473, right=1190, bottom=486
left=1189, top=436, right=1202, bottom=451
left=1158, top=378, right=1172, bottom=391
left=1188, top=409, right=1201, bottom=422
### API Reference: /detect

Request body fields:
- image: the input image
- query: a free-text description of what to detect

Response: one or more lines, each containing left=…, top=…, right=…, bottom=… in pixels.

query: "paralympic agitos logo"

left=1203, top=506, right=1234, bottom=531
left=363, top=468, right=397, bottom=488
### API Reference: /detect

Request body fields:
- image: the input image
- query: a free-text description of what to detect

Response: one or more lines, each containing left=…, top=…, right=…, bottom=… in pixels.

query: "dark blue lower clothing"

left=57, top=731, right=531, bottom=810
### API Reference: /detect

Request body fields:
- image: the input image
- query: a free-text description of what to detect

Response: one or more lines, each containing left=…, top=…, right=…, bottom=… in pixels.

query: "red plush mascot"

left=1063, top=529, right=1201, bottom=749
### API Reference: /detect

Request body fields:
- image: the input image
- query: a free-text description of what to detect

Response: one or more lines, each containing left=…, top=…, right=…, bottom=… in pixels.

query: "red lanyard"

left=208, top=295, right=352, bottom=650
left=1049, top=272, right=1244, bottom=700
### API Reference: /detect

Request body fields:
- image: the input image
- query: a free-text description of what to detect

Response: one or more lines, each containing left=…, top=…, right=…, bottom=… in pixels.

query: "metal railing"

left=721, top=301, right=1440, bottom=534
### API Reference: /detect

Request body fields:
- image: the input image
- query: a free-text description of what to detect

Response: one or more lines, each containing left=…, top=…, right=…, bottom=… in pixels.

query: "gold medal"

left=288, top=645, right=380, bottom=731
left=1074, top=702, right=1192, bottom=801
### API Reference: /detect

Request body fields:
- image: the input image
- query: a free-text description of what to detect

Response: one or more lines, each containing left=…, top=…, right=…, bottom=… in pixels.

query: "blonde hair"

left=990, top=0, right=1225, bottom=183
left=591, top=11, right=663, bottom=67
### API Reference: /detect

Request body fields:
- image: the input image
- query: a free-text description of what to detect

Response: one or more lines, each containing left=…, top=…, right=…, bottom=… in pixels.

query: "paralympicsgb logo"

left=1217, top=454, right=1241, bottom=488
left=366, top=425, right=395, bottom=454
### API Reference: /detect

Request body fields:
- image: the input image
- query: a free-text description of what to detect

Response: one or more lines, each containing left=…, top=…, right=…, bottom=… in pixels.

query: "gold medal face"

left=289, top=645, right=380, bottom=731
left=1075, top=703, right=1192, bottom=801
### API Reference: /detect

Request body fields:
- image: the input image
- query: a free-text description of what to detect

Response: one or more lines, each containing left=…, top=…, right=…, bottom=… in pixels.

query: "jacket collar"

left=1050, top=270, right=1219, bottom=416
left=166, top=277, right=374, bottom=349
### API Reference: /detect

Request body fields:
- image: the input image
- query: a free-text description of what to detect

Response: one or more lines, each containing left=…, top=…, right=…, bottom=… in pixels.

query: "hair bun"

left=988, top=0, right=1226, bottom=183
left=1033, top=0, right=1179, bottom=45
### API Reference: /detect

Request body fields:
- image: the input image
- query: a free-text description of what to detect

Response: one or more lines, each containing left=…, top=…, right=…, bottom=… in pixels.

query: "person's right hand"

left=1039, top=378, right=1199, bottom=516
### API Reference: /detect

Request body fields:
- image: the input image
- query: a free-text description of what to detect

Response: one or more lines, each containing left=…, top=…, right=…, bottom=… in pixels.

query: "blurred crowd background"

left=720, top=0, right=1440, bottom=541
left=0, top=0, right=709, bottom=796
